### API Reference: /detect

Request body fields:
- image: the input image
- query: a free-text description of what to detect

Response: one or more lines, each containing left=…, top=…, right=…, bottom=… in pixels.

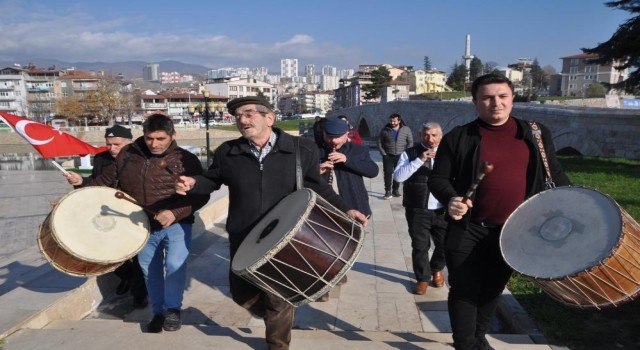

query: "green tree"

left=362, top=66, right=392, bottom=101
left=446, top=62, right=468, bottom=91
left=530, top=58, right=549, bottom=92
left=582, top=0, right=640, bottom=94
left=483, top=61, right=499, bottom=75
left=423, top=56, right=432, bottom=71
left=470, top=57, right=484, bottom=81
left=586, top=83, right=607, bottom=97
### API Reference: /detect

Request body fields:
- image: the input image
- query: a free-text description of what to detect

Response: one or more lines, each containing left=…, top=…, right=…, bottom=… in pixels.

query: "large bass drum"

left=231, top=188, right=364, bottom=307
left=500, top=186, right=640, bottom=309
left=38, top=187, right=150, bottom=277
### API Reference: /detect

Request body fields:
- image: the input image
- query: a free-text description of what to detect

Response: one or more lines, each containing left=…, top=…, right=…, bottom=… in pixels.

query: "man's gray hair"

left=422, top=122, right=442, bottom=132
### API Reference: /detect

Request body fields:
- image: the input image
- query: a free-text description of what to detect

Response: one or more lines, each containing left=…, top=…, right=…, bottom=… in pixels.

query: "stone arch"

left=552, top=130, right=603, bottom=157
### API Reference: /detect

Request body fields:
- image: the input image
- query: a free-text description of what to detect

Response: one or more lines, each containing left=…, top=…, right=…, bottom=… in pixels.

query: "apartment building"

left=558, top=53, right=628, bottom=97
left=0, top=66, right=28, bottom=116
left=204, top=76, right=275, bottom=106
left=401, top=69, right=449, bottom=94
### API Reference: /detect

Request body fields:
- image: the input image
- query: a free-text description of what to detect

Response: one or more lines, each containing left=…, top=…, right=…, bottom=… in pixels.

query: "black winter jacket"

left=428, top=117, right=571, bottom=235
left=319, top=142, right=379, bottom=216
left=191, top=128, right=350, bottom=251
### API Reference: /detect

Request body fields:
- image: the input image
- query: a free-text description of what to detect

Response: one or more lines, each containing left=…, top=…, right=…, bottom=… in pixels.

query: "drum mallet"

left=114, top=191, right=158, bottom=215
left=462, top=161, right=494, bottom=201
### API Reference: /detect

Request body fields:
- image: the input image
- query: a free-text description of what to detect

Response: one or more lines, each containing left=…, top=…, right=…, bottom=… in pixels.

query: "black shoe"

left=133, top=296, right=148, bottom=309
left=383, top=191, right=392, bottom=199
left=473, top=336, right=495, bottom=350
left=146, top=314, right=164, bottom=333
left=116, top=279, right=130, bottom=295
left=163, top=308, right=182, bottom=331
left=392, top=190, right=401, bottom=197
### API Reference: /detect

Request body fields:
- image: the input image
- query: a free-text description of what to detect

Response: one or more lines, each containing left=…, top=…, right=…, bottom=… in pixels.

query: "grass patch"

left=508, top=155, right=640, bottom=349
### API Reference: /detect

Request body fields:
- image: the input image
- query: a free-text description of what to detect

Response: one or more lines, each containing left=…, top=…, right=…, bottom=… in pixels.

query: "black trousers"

left=405, top=208, right=447, bottom=281
left=382, top=154, right=401, bottom=192
left=445, top=222, right=513, bottom=350
left=114, top=255, right=148, bottom=299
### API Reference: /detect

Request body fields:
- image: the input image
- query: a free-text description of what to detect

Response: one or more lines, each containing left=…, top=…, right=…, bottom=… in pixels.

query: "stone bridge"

left=326, top=101, right=640, bottom=160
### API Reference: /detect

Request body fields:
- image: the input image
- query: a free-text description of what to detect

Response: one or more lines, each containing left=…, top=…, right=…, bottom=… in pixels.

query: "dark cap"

left=226, top=96, right=271, bottom=115
left=323, top=117, right=348, bottom=136
left=104, top=125, right=132, bottom=139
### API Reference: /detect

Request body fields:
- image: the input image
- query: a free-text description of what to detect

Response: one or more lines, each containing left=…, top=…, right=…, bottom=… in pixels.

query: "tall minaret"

left=462, top=34, right=474, bottom=82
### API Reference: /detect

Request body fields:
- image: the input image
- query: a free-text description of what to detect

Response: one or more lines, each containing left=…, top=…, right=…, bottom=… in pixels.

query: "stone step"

left=4, top=318, right=554, bottom=350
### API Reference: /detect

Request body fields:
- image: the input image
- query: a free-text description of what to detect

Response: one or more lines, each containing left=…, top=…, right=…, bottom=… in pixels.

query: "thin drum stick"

left=50, top=160, right=69, bottom=176
left=462, top=161, right=494, bottom=201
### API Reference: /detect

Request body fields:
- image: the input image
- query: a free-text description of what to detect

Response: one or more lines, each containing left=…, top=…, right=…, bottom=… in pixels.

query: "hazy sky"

left=0, top=0, right=632, bottom=73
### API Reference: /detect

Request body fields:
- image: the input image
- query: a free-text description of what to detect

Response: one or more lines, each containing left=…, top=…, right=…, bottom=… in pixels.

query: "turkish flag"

left=0, top=112, right=107, bottom=158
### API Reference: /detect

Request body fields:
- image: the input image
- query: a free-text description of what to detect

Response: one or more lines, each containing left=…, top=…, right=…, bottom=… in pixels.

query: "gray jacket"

left=377, top=124, right=413, bottom=156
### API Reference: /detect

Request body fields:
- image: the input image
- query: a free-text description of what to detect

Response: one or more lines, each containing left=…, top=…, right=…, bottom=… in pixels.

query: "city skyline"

left=0, top=0, right=632, bottom=74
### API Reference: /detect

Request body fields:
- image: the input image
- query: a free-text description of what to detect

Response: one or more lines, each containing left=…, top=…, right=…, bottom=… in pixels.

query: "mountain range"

left=0, top=59, right=212, bottom=79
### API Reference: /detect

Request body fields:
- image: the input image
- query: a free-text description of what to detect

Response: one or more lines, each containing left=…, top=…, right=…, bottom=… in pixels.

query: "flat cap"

left=323, top=117, right=348, bottom=136
left=104, top=125, right=133, bottom=139
left=226, top=96, right=271, bottom=115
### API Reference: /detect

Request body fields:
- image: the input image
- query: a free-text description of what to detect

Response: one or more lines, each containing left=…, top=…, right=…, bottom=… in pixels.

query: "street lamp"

left=202, top=89, right=212, bottom=166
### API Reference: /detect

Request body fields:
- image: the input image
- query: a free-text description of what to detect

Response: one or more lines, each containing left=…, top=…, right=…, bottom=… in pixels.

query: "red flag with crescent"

left=0, top=112, right=107, bottom=158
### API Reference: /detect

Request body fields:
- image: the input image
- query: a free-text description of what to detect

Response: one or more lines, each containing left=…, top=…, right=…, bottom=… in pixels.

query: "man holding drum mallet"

left=84, top=114, right=210, bottom=334
left=428, top=74, right=571, bottom=350
left=65, top=124, right=149, bottom=309
left=175, top=96, right=368, bottom=350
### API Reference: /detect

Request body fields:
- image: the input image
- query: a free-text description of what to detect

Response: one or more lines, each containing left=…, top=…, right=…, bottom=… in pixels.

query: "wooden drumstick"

left=462, top=161, right=494, bottom=201
left=114, top=191, right=157, bottom=215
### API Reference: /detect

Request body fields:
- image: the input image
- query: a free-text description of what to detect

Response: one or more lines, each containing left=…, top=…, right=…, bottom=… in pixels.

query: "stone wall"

left=328, top=101, right=640, bottom=159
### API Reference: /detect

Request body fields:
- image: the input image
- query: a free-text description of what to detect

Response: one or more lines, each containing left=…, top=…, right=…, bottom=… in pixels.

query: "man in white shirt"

left=393, top=122, right=446, bottom=295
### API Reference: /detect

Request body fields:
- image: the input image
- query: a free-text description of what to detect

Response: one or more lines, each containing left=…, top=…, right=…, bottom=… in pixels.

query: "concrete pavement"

left=0, top=154, right=563, bottom=349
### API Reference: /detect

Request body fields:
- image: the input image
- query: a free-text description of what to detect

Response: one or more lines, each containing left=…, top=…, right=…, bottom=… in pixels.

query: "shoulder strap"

left=114, top=150, right=132, bottom=189
left=295, top=137, right=302, bottom=190
left=529, top=121, right=555, bottom=189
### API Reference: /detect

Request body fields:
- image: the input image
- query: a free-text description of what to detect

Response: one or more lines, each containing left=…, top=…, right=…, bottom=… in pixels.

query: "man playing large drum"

left=65, top=124, right=148, bottom=309
left=428, top=74, right=571, bottom=350
left=175, top=96, right=368, bottom=350
left=85, top=114, right=210, bottom=334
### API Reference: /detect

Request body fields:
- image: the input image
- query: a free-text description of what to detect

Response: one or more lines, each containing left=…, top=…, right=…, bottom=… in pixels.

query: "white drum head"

left=51, top=187, right=150, bottom=263
left=500, top=187, right=621, bottom=279
left=232, top=189, right=314, bottom=273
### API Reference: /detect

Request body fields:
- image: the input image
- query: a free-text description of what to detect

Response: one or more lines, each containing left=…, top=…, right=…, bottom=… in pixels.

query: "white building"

left=204, top=77, right=276, bottom=106
left=280, top=59, right=299, bottom=78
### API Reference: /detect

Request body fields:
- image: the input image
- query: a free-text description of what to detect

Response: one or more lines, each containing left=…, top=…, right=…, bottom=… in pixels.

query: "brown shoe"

left=337, top=275, right=348, bottom=286
left=414, top=281, right=428, bottom=295
left=432, top=270, right=445, bottom=288
left=316, top=292, right=330, bottom=302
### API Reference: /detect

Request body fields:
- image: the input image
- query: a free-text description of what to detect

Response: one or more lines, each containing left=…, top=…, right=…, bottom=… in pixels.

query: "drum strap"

left=529, top=121, right=555, bottom=189
left=295, top=137, right=302, bottom=190
left=114, top=151, right=132, bottom=189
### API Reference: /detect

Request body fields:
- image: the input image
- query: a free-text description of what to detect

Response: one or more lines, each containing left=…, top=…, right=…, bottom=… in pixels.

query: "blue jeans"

left=138, top=223, right=192, bottom=316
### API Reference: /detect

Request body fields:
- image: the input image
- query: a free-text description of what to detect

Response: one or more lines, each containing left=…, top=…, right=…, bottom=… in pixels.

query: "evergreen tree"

left=470, top=57, right=484, bottom=81
left=423, top=56, right=432, bottom=71
left=582, top=0, right=640, bottom=93
left=446, top=63, right=468, bottom=91
left=362, top=66, right=392, bottom=101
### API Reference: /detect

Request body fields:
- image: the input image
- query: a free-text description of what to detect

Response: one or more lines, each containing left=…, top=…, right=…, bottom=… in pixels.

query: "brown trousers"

left=230, top=252, right=295, bottom=350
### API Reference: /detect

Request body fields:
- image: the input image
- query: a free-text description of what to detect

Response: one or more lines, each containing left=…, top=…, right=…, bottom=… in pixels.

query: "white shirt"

left=393, top=145, right=443, bottom=210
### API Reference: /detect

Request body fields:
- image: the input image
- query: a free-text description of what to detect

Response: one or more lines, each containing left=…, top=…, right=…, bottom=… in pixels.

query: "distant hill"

left=0, top=59, right=211, bottom=79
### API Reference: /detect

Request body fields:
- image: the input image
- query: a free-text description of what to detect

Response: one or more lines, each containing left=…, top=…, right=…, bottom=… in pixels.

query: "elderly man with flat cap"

left=175, top=96, right=368, bottom=350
